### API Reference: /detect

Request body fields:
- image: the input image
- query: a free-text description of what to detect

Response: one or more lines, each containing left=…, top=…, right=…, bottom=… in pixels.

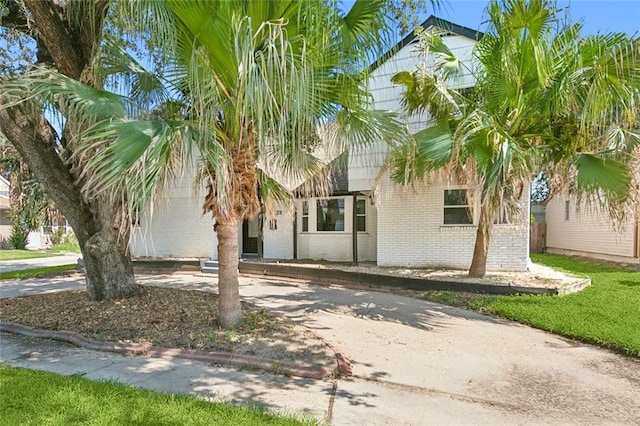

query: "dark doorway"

left=242, top=216, right=262, bottom=256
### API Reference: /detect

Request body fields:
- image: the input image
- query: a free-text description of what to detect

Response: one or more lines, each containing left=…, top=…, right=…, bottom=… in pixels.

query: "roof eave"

left=368, top=15, right=484, bottom=74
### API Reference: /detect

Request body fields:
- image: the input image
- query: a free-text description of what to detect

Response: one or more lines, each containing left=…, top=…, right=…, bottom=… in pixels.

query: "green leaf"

left=575, top=153, right=631, bottom=203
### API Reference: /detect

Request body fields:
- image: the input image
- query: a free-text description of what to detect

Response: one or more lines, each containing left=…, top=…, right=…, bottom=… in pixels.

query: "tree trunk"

left=79, top=224, right=137, bottom=300
left=0, top=0, right=137, bottom=301
left=0, top=104, right=137, bottom=300
left=215, top=218, right=242, bottom=328
left=469, top=212, right=490, bottom=278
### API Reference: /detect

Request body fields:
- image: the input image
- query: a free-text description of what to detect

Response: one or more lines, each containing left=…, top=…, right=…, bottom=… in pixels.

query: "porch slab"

left=238, top=259, right=590, bottom=296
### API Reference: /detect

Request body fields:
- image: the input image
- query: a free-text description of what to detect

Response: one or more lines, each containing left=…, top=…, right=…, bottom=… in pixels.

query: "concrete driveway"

left=2, top=273, right=639, bottom=424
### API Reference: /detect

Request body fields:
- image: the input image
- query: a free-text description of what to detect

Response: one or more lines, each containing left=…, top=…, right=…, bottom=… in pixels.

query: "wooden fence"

left=529, top=223, right=546, bottom=253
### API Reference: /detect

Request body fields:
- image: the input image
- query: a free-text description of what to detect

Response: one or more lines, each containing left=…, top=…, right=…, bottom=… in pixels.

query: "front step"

left=201, top=260, right=218, bottom=275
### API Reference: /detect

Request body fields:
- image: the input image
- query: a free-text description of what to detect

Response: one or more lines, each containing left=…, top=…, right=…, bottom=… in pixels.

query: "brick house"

left=131, top=16, right=531, bottom=272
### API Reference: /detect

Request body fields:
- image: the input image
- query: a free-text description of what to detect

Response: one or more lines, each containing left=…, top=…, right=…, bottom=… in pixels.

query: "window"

left=316, top=198, right=344, bottom=231
left=132, top=207, right=141, bottom=226
left=42, top=219, right=54, bottom=235
left=356, top=199, right=366, bottom=232
left=564, top=200, right=570, bottom=221
left=302, top=201, right=309, bottom=232
left=443, top=189, right=472, bottom=225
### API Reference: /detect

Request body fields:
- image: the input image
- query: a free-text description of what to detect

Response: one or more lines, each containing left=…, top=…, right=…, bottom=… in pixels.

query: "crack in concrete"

left=326, top=379, right=338, bottom=424
left=350, top=374, right=526, bottom=413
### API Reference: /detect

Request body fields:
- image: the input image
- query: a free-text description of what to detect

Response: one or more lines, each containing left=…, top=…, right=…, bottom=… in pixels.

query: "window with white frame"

left=443, top=189, right=472, bottom=225
left=302, top=200, right=309, bottom=232
left=356, top=199, right=366, bottom=232
left=316, top=198, right=344, bottom=231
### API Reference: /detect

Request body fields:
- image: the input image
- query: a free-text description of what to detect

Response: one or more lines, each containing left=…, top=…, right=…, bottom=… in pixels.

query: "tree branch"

left=22, top=0, right=84, bottom=78
left=0, top=101, right=94, bottom=238
left=0, top=0, right=55, bottom=66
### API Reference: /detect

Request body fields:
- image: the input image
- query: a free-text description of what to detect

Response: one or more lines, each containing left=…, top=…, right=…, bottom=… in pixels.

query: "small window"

left=356, top=199, right=366, bottom=232
left=317, top=198, right=345, bottom=231
left=564, top=200, right=570, bottom=221
left=302, top=201, right=309, bottom=232
left=42, top=220, right=54, bottom=235
left=443, top=189, right=472, bottom=225
left=132, top=207, right=141, bottom=227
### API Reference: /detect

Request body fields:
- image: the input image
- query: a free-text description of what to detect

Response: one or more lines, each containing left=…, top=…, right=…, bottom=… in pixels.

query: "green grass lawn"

left=51, top=243, right=82, bottom=253
left=0, top=250, right=63, bottom=261
left=0, top=366, right=313, bottom=426
left=0, top=264, right=77, bottom=280
left=474, top=254, right=639, bottom=356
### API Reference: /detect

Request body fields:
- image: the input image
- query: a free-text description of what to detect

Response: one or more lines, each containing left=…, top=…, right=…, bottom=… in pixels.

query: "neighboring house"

left=132, top=16, right=531, bottom=272
left=545, top=194, right=640, bottom=263
left=0, top=175, right=73, bottom=249
left=0, top=176, right=11, bottom=247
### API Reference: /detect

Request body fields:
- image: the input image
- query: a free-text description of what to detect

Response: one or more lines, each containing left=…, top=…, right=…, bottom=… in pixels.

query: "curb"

left=0, top=322, right=332, bottom=380
left=303, top=327, right=353, bottom=377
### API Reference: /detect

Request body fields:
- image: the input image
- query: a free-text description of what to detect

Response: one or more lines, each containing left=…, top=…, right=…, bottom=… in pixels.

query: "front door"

left=242, top=216, right=262, bottom=256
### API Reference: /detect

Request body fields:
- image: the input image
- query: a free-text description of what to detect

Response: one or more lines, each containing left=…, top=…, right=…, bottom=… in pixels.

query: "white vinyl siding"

left=349, top=34, right=478, bottom=192
left=546, top=195, right=637, bottom=260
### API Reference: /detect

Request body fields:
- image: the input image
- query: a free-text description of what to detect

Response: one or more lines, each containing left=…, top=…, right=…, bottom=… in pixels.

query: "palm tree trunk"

left=215, top=218, right=242, bottom=328
left=469, top=211, right=490, bottom=278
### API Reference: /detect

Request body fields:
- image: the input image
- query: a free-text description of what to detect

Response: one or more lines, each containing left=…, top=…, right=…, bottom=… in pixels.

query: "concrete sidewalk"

left=2, top=273, right=640, bottom=424
left=0, top=253, right=80, bottom=273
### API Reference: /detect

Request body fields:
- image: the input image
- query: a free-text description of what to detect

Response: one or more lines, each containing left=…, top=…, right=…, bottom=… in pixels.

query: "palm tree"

left=390, top=0, right=640, bottom=277
left=6, top=0, right=405, bottom=327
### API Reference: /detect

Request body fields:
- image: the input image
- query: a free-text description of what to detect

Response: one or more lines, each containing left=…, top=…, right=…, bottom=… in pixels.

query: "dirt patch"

left=0, top=286, right=336, bottom=371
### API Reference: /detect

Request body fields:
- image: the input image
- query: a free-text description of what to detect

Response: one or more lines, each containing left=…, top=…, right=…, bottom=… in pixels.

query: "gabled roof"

left=294, top=151, right=349, bottom=196
left=369, top=15, right=484, bottom=73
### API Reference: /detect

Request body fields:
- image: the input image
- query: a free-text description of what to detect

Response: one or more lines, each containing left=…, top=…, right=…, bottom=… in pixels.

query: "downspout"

left=352, top=193, right=358, bottom=265
left=634, top=217, right=639, bottom=259
left=293, top=209, right=298, bottom=260
left=257, top=211, right=263, bottom=258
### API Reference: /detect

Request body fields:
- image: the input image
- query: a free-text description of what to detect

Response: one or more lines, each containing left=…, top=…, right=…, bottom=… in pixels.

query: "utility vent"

left=426, top=26, right=457, bottom=37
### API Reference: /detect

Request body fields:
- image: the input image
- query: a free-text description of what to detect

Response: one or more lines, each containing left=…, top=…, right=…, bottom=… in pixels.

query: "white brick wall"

left=263, top=206, right=294, bottom=259
left=376, top=174, right=530, bottom=271
left=130, top=172, right=215, bottom=259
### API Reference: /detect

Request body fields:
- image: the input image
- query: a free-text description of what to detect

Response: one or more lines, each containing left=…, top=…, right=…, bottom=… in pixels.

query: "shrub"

left=8, top=225, right=29, bottom=250
left=49, top=227, right=67, bottom=245
left=51, top=230, right=80, bottom=252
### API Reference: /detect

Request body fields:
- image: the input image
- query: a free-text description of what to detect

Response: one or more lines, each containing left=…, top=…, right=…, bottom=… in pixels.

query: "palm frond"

left=1, top=67, right=130, bottom=120
left=575, top=153, right=631, bottom=203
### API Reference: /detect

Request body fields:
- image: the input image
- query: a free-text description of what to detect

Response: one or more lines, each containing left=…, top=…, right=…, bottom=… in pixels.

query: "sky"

left=429, top=0, right=639, bottom=36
